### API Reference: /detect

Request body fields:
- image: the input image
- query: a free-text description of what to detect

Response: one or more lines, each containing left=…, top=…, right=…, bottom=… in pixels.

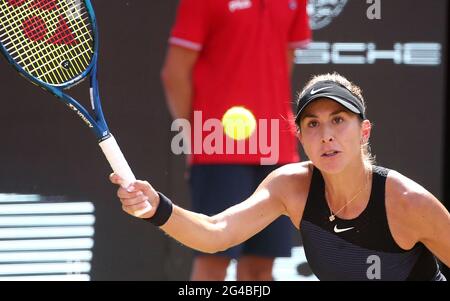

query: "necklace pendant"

left=329, top=215, right=335, bottom=222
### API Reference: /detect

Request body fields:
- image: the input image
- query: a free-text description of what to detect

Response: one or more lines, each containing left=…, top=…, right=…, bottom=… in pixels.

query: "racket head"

left=0, top=0, right=98, bottom=89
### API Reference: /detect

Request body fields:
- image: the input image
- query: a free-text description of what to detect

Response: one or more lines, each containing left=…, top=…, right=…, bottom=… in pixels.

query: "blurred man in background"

left=161, top=0, right=311, bottom=280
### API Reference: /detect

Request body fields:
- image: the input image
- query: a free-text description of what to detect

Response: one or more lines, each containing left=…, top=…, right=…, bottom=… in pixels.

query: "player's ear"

left=361, top=119, right=371, bottom=143
left=296, top=128, right=303, bottom=143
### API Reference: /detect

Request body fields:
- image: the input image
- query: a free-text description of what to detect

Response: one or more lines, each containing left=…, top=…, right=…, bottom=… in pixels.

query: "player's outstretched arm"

left=110, top=173, right=286, bottom=254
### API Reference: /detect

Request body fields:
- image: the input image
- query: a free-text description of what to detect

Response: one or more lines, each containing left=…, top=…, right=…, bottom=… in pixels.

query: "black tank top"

left=300, top=166, right=445, bottom=281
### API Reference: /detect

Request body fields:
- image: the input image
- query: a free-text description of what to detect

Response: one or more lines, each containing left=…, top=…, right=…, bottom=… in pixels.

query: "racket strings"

left=25, top=15, right=91, bottom=73
left=0, top=0, right=87, bottom=84
left=38, top=39, right=92, bottom=79
left=2, top=1, right=91, bottom=59
left=3, top=5, right=91, bottom=83
left=16, top=20, right=91, bottom=83
left=1, top=1, right=65, bottom=66
left=0, top=0, right=93, bottom=85
left=37, top=13, right=93, bottom=79
left=18, top=1, right=92, bottom=82
left=1, top=1, right=85, bottom=50
left=0, top=1, right=83, bottom=50
left=2, top=0, right=60, bottom=43
left=12, top=18, right=91, bottom=82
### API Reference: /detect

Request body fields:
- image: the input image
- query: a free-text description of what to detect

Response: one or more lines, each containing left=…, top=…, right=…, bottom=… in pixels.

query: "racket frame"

left=0, top=1, right=152, bottom=215
left=0, top=0, right=109, bottom=141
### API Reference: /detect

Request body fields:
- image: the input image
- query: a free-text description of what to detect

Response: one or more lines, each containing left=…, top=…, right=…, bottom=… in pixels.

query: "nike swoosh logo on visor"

left=310, top=86, right=331, bottom=95
left=334, top=225, right=355, bottom=233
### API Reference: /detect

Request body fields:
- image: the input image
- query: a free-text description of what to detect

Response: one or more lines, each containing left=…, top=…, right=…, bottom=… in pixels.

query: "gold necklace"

left=325, top=169, right=370, bottom=222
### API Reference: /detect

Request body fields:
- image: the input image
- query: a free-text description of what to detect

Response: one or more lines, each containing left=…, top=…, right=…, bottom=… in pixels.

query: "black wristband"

left=144, top=192, right=173, bottom=227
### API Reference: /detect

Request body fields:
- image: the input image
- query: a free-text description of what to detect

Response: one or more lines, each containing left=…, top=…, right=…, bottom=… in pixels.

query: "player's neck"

left=322, top=159, right=371, bottom=209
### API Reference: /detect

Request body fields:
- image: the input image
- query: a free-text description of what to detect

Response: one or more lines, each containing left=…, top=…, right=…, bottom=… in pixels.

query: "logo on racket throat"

left=68, top=104, right=93, bottom=128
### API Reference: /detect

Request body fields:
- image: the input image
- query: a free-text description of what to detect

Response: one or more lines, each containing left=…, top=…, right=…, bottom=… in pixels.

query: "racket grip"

left=99, top=135, right=136, bottom=187
left=99, top=135, right=151, bottom=217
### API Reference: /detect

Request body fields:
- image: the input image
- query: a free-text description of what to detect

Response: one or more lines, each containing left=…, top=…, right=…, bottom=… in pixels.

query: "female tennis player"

left=110, top=73, right=449, bottom=280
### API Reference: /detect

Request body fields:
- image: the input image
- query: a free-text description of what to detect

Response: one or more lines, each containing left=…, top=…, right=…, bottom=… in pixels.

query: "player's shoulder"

left=259, top=162, right=313, bottom=227
left=384, top=168, right=447, bottom=246
left=261, top=161, right=313, bottom=196
left=269, top=161, right=313, bottom=181
left=385, top=168, right=437, bottom=214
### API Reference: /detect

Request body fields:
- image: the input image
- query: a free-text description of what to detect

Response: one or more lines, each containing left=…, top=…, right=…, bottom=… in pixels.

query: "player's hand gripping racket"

left=0, top=0, right=150, bottom=216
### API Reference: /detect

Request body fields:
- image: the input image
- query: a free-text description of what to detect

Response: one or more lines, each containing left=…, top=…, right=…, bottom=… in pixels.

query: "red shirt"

left=170, top=0, right=311, bottom=165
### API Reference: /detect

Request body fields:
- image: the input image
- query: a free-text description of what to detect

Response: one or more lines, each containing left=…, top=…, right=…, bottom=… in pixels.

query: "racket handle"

left=99, top=135, right=151, bottom=217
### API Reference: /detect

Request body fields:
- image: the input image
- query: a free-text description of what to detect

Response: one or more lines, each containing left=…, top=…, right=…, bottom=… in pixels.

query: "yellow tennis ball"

left=221, top=106, right=256, bottom=140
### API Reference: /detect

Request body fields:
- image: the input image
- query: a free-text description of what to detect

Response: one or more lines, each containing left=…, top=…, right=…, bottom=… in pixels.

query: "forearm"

left=162, top=74, right=193, bottom=121
left=111, top=177, right=227, bottom=253
left=111, top=173, right=286, bottom=255
left=160, top=205, right=227, bottom=253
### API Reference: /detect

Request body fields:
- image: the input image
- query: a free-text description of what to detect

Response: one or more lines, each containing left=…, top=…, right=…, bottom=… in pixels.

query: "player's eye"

left=307, top=120, right=319, bottom=128
left=332, top=116, right=344, bottom=124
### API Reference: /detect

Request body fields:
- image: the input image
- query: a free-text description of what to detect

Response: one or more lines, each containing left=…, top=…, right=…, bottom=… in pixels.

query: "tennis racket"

left=0, top=0, right=150, bottom=216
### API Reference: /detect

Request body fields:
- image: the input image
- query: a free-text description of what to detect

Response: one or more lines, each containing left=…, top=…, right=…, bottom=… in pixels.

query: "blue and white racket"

left=0, top=0, right=150, bottom=215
